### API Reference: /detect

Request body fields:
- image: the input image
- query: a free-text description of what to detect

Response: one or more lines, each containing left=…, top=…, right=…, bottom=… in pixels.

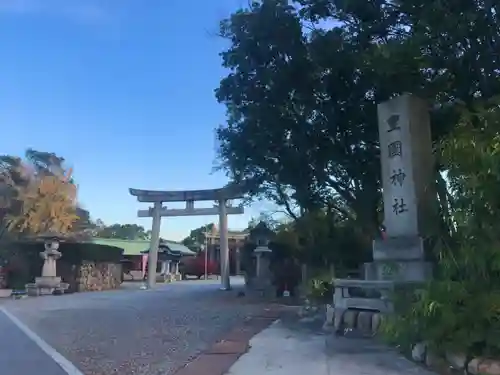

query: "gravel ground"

left=2, top=277, right=265, bottom=375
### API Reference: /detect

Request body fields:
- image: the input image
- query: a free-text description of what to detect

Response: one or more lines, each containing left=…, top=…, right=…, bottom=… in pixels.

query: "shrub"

left=382, top=242, right=500, bottom=359
left=60, top=242, right=123, bottom=264
left=306, top=271, right=334, bottom=304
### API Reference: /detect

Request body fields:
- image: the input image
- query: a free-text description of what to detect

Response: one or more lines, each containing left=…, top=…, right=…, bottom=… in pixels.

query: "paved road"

left=227, top=314, right=437, bottom=375
left=1, top=277, right=264, bottom=375
left=0, top=310, right=68, bottom=375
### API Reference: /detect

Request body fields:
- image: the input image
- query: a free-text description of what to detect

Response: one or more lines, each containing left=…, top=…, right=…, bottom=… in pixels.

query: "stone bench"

left=333, top=279, right=394, bottom=333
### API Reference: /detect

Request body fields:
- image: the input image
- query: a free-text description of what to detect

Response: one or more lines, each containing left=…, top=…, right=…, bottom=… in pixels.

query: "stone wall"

left=412, top=344, right=500, bottom=375
left=76, top=261, right=122, bottom=292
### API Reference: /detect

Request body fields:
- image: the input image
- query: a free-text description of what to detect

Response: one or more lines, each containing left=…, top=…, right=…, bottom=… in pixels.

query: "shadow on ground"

left=277, top=310, right=437, bottom=375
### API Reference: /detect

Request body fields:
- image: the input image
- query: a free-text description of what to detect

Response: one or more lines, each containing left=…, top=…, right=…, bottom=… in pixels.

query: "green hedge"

left=61, top=242, right=124, bottom=264
left=6, top=241, right=124, bottom=264
left=1, top=241, right=124, bottom=289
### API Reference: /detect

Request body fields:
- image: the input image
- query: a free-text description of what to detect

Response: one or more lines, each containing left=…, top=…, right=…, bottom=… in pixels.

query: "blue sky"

left=0, top=0, right=268, bottom=240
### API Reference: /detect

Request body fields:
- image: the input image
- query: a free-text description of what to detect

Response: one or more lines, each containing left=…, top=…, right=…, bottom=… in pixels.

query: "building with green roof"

left=89, top=238, right=195, bottom=256
left=88, top=238, right=197, bottom=277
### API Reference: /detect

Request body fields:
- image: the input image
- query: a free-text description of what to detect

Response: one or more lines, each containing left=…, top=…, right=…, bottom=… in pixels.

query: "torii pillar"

left=129, top=186, right=244, bottom=290
left=218, top=199, right=230, bottom=290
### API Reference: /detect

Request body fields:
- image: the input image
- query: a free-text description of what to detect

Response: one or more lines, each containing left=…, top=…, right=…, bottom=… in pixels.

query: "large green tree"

left=215, top=0, right=500, bottom=238
left=93, top=223, right=152, bottom=241
left=181, top=223, right=215, bottom=249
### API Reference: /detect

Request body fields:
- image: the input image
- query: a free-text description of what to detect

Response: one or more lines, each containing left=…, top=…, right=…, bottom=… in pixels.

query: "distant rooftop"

left=204, top=223, right=249, bottom=239
left=89, top=238, right=195, bottom=256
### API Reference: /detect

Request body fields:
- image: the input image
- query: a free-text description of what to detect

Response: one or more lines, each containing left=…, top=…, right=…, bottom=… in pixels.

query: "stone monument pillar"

left=332, top=95, right=435, bottom=332
left=368, top=94, right=436, bottom=282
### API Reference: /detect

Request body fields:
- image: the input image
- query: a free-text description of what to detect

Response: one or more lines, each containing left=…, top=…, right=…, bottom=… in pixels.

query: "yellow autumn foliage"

left=7, top=173, right=79, bottom=235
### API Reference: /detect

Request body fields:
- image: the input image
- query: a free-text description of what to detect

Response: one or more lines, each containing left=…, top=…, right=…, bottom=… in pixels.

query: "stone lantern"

left=254, top=243, right=272, bottom=279
left=251, top=242, right=274, bottom=297
left=26, top=232, right=69, bottom=296
left=247, top=222, right=275, bottom=296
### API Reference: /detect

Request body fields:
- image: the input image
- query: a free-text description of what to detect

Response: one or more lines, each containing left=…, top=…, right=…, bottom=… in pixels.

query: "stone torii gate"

left=129, top=186, right=244, bottom=290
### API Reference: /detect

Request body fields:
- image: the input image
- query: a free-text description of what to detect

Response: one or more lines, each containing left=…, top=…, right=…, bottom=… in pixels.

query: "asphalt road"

left=1, top=277, right=263, bottom=375
left=0, top=310, right=69, bottom=375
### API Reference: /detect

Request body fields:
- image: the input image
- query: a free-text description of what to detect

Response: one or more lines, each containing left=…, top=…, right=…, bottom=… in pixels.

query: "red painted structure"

left=180, top=251, right=218, bottom=278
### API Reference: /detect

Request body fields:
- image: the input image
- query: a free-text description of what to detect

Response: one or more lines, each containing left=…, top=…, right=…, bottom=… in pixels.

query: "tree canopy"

left=215, top=0, right=500, bottom=236
left=181, top=223, right=215, bottom=249
left=0, top=149, right=82, bottom=238
left=92, top=222, right=152, bottom=241
left=214, top=0, right=500, bottom=358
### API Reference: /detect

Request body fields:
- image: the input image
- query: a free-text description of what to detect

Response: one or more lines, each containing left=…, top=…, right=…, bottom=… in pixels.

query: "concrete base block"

left=371, top=313, right=382, bottom=334
left=343, top=310, right=358, bottom=329
left=357, top=311, right=373, bottom=333
left=364, top=260, right=432, bottom=282
left=0, top=289, right=12, bottom=298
